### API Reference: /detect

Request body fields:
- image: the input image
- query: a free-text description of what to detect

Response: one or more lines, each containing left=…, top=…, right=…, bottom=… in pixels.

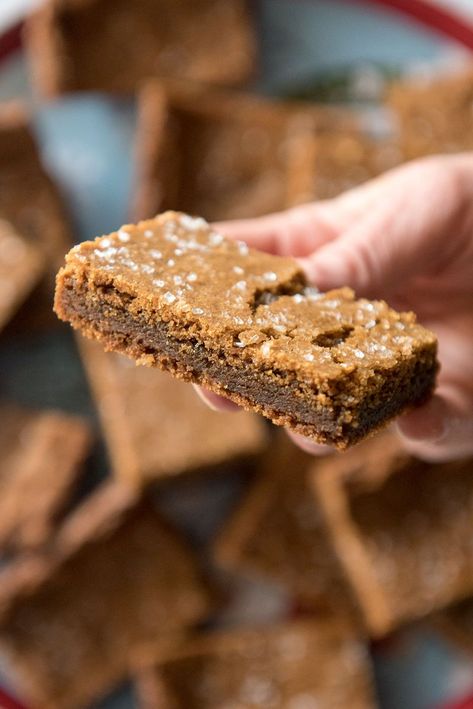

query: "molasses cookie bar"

left=55, top=211, right=438, bottom=448
left=78, top=339, right=266, bottom=484
left=134, top=619, right=376, bottom=709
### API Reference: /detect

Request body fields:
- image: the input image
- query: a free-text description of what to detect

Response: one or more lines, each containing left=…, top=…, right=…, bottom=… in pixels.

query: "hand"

left=197, top=154, right=473, bottom=461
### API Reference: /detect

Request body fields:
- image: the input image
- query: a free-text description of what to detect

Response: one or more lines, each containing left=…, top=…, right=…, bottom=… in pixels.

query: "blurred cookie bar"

left=387, top=66, right=473, bottom=159
left=132, top=81, right=349, bottom=220
left=26, top=0, right=256, bottom=96
left=134, top=618, right=376, bottom=709
left=0, top=484, right=211, bottom=708
left=0, top=403, right=91, bottom=553
left=313, top=436, right=473, bottom=636
left=215, top=434, right=359, bottom=619
left=288, top=129, right=402, bottom=203
left=0, top=221, right=44, bottom=333
left=78, top=338, right=266, bottom=485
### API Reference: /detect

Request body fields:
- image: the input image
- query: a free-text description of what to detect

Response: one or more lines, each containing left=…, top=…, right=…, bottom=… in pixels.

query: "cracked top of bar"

left=59, top=211, right=436, bottom=379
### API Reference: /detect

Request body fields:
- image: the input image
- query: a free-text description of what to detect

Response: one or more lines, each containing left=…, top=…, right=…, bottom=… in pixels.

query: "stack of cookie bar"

left=0, top=1, right=472, bottom=706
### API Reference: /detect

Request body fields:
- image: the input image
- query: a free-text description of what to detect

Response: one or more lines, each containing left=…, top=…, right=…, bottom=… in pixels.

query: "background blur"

left=1, top=1, right=473, bottom=708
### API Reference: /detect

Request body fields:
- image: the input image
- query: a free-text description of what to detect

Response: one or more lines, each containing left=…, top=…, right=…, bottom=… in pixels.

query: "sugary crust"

left=55, top=211, right=438, bottom=449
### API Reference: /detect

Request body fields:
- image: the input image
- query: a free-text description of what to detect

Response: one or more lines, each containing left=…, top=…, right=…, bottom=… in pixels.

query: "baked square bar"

left=134, top=619, right=376, bottom=709
left=0, top=404, right=91, bottom=553
left=214, top=434, right=359, bottom=617
left=289, top=129, right=402, bottom=203
left=387, top=67, right=473, bottom=160
left=313, top=437, right=473, bottom=636
left=0, top=484, right=211, bottom=709
left=26, top=0, right=256, bottom=96
left=55, top=211, right=438, bottom=448
left=78, top=338, right=266, bottom=484
left=133, top=80, right=351, bottom=221
left=0, top=220, right=44, bottom=332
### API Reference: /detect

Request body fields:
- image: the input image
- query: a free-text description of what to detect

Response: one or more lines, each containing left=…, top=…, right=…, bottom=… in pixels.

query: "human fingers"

left=213, top=202, right=341, bottom=257
left=396, top=389, right=473, bottom=462
left=299, top=158, right=470, bottom=297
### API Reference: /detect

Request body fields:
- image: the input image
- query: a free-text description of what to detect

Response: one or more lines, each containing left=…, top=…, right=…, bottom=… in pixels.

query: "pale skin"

left=197, top=154, right=473, bottom=462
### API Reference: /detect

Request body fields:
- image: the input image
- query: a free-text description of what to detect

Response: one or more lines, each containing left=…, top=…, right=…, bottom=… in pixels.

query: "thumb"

left=297, top=204, right=432, bottom=297
left=298, top=158, right=464, bottom=297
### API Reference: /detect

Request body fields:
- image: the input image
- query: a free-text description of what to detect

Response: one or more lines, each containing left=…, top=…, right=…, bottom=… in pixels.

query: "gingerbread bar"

left=133, top=80, right=351, bottom=221
left=25, top=0, right=256, bottom=96
left=215, top=434, right=359, bottom=617
left=0, top=103, right=71, bottom=268
left=134, top=619, right=376, bottom=709
left=55, top=211, right=438, bottom=448
left=0, top=220, right=44, bottom=332
left=0, top=484, right=211, bottom=709
left=313, top=436, right=473, bottom=636
left=79, top=338, right=266, bottom=484
left=0, top=404, right=91, bottom=553
left=289, top=129, right=402, bottom=202
left=387, top=67, right=473, bottom=160
left=0, top=103, right=72, bottom=333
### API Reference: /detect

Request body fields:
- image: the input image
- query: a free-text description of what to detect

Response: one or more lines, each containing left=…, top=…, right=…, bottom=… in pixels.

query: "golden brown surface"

left=133, top=81, right=346, bottom=221
left=0, top=220, right=44, bottom=332
left=79, top=338, right=266, bottom=484
left=0, top=484, right=211, bottom=709
left=0, top=404, right=91, bottom=553
left=387, top=67, right=473, bottom=159
left=215, top=435, right=359, bottom=617
left=55, top=211, right=438, bottom=448
left=134, top=619, right=376, bottom=709
left=313, top=437, right=473, bottom=636
left=26, top=0, right=256, bottom=96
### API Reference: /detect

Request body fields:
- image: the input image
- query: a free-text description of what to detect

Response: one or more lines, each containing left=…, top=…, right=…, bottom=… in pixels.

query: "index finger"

left=213, top=202, right=341, bottom=258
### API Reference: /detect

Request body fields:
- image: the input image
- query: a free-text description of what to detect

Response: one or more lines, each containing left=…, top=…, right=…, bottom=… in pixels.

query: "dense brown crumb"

left=25, top=0, right=256, bottom=96
left=313, top=437, right=473, bottom=636
left=134, top=619, right=376, bottom=709
left=54, top=211, right=438, bottom=449
left=78, top=338, right=266, bottom=484
left=0, top=484, right=211, bottom=709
